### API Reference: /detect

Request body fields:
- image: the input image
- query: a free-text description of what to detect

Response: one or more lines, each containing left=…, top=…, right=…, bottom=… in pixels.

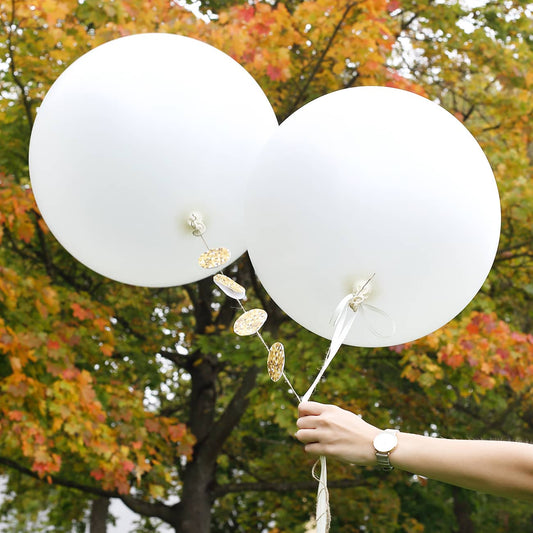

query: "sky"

left=0, top=478, right=172, bottom=532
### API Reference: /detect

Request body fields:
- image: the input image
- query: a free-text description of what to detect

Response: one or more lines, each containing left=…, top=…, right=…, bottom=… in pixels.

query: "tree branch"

left=243, top=254, right=288, bottom=335
left=284, top=1, right=361, bottom=119
left=0, top=455, right=177, bottom=523
left=213, top=476, right=364, bottom=497
left=33, top=211, right=55, bottom=280
left=0, top=455, right=116, bottom=499
left=400, top=11, right=419, bottom=31
left=200, top=365, right=260, bottom=465
left=243, top=254, right=270, bottom=313
left=120, top=495, right=177, bottom=523
left=7, top=0, right=34, bottom=129
left=193, top=278, right=215, bottom=334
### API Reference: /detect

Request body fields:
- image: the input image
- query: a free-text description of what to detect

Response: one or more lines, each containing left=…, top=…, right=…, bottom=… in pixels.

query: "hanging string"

left=188, top=212, right=301, bottom=403
left=188, top=214, right=396, bottom=532
left=236, top=299, right=301, bottom=402
left=301, top=274, right=397, bottom=533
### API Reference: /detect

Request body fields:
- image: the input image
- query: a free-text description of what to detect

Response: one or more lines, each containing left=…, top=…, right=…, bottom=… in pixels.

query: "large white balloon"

left=29, top=33, right=278, bottom=287
left=246, top=87, right=501, bottom=347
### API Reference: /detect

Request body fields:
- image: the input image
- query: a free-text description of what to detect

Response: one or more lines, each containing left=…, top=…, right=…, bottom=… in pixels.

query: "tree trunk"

left=168, top=352, right=259, bottom=533
left=170, top=349, right=218, bottom=533
left=174, top=460, right=216, bottom=533
left=452, top=486, right=475, bottom=533
left=89, top=497, right=110, bottom=533
left=168, top=279, right=260, bottom=533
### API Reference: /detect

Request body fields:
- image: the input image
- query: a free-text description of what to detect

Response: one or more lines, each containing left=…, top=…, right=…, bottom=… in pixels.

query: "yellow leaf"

left=148, top=484, right=165, bottom=499
left=9, top=356, right=22, bottom=373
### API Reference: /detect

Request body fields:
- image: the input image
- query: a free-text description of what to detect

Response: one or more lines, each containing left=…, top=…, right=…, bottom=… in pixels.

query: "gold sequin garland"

left=198, top=247, right=231, bottom=269
left=191, top=222, right=299, bottom=400
left=267, top=342, right=285, bottom=382
left=233, top=309, right=268, bottom=336
left=213, top=273, right=246, bottom=300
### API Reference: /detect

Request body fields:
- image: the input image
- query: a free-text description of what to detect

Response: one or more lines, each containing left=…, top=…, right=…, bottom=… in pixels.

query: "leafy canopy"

left=0, top=0, right=532, bottom=531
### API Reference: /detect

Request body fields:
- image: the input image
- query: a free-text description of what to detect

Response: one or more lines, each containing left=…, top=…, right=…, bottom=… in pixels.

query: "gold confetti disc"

left=267, top=342, right=285, bottom=382
left=198, top=247, right=231, bottom=269
left=213, top=274, right=246, bottom=300
left=234, top=309, right=268, bottom=336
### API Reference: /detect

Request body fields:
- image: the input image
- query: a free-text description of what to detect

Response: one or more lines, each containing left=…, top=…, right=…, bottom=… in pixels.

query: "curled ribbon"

left=313, top=456, right=331, bottom=533
left=301, top=275, right=395, bottom=533
left=302, top=275, right=379, bottom=403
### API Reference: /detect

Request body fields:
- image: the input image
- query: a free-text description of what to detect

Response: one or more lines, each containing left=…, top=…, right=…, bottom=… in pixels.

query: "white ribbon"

left=301, top=275, right=396, bottom=533
left=313, top=456, right=331, bottom=532
left=301, top=292, right=359, bottom=403
left=302, top=275, right=375, bottom=403
left=359, top=303, right=397, bottom=339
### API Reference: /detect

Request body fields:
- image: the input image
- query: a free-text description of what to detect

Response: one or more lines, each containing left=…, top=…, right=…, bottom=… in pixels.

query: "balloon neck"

left=348, top=273, right=375, bottom=312
left=187, top=211, right=207, bottom=237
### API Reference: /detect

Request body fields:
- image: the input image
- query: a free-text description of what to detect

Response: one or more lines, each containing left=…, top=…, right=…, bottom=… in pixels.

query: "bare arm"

left=295, top=401, right=533, bottom=502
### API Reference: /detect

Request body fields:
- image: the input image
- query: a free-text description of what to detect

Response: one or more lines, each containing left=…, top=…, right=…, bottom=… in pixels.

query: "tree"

left=0, top=0, right=532, bottom=531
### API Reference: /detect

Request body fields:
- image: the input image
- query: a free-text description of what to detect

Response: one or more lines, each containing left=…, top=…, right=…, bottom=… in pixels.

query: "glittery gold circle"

left=267, top=342, right=285, bottom=382
left=233, top=309, right=268, bottom=336
left=198, top=247, right=231, bottom=269
left=213, top=274, right=246, bottom=300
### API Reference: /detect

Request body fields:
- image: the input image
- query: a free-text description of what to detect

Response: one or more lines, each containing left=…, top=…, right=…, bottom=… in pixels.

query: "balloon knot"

left=348, top=274, right=375, bottom=312
left=188, top=212, right=207, bottom=237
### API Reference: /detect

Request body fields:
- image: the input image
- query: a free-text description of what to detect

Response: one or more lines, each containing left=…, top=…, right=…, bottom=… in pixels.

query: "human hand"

left=295, top=401, right=381, bottom=466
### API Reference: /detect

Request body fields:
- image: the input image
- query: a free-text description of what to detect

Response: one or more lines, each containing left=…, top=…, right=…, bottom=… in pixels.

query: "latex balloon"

left=246, top=86, right=501, bottom=347
left=29, top=33, right=278, bottom=287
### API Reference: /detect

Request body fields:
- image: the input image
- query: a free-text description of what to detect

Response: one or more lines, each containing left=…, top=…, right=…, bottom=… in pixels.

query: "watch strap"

left=376, top=450, right=394, bottom=471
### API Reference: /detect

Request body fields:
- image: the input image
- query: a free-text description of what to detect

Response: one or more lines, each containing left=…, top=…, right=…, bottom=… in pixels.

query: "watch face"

left=374, top=432, right=398, bottom=453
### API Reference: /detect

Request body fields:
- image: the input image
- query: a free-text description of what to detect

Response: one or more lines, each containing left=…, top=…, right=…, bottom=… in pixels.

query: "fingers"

left=303, top=442, right=324, bottom=456
left=294, top=428, right=318, bottom=444
left=296, top=402, right=333, bottom=447
left=298, top=401, right=328, bottom=417
left=296, top=402, right=351, bottom=459
left=295, top=431, right=328, bottom=457
left=296, top=414, right=319, bottom=430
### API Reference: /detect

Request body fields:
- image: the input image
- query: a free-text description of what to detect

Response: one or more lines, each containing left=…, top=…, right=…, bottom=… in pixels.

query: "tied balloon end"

left=187, top=211, right=207, bottom=237
left=331, top=273, right=375, bottom=333
left=188, top=211, right=232, bottom=270
left=332, top=273, right=397, bottom=341
left=187, top=211, right=211, bottom=252
left=349, top=273, right=375, bottom=312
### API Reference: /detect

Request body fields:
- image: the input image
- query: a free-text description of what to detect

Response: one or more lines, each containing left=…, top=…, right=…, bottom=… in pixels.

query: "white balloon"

left=29, top=33, right=278, bottom=287
left=246, top=87, right=501, bottom=347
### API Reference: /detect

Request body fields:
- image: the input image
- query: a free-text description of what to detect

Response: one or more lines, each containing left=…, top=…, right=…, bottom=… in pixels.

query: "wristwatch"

left=373, top=429, right=399, bottom=471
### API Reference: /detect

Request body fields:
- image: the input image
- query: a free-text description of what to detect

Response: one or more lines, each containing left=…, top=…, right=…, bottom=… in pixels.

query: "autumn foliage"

left=0, top=0, right=532, bottom=531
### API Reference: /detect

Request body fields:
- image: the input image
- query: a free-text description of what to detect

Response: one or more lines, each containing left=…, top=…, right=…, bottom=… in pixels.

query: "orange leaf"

left=100, top=343, right=114, bottom=357
left=9, top=356, right=22, bottom=373
left=168, top=423, right=186, bottom=442
left=8, top=410, right=23, bottom=421
left=145, top=418, right=160, bottom=432
left=122, top=460, right=135, bottom=473
left=266, top=65, right=282, bottom=81
left=71, top=302, right=94, bottom=321
left=93, top=317, right=108, bottom=331
left=61, top=368, right=78, bottom=380
left=91, top=468, right=105, bottom=481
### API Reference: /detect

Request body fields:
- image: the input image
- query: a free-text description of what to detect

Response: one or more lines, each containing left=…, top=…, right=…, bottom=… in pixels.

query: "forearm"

left=296, top=402, right=533, bottom=502
left=391, top=432, right=533, bottom=502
